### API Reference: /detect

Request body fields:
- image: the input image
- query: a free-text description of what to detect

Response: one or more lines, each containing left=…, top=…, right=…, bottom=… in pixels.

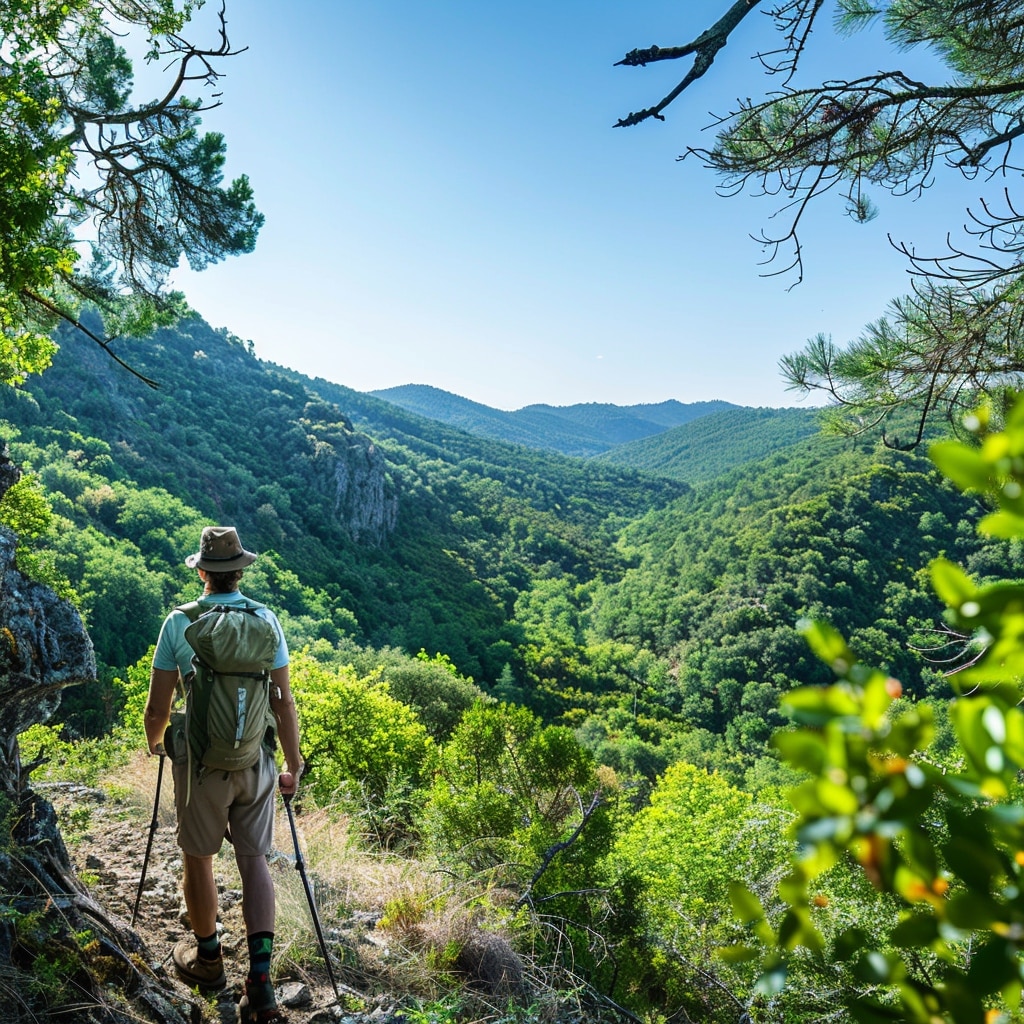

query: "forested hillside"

left=1, top=307, right=1006, bottom=770
left=2, top=313, right=1007, bottom=748
left=591, top=429, right=1006, bottom=768
left=0, top=313, right=685, bottom=718
left=597, top=405, right=821, bottom=483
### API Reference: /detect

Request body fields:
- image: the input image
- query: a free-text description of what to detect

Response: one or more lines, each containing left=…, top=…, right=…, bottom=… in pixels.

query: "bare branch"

left=614, top=0, right=764, bottom=127
left=21, top=288, right=160, bottom=389
left=514, top=790, right=602, bottom=911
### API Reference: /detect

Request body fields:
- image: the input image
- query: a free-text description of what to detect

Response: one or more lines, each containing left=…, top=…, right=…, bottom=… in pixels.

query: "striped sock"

left=246, top=931, right=274, bottom=983
left=196, top=930, right=221, bottom=961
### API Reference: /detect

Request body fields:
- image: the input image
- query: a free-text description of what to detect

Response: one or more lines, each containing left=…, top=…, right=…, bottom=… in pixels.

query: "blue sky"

left=165, top=1, right=968, bottom=410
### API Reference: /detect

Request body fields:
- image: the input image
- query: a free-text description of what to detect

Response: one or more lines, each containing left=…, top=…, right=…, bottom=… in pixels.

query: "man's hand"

left=279, top=770, right=299, bottom=797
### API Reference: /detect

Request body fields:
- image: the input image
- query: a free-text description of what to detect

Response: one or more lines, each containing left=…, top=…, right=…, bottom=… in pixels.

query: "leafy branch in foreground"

left=727, top=392, right=1024, bottom=1022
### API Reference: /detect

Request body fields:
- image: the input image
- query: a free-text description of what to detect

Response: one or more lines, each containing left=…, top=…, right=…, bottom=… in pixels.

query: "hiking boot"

left=238, top=976, right=286, bottom=1023
left=172, top=938, right=227, bottom=990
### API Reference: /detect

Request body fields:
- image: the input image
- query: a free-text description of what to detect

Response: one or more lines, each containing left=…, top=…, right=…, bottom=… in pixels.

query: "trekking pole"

left=132, top=752, right=165, bottom=927
left=282, top=791, right=342, bottom=1003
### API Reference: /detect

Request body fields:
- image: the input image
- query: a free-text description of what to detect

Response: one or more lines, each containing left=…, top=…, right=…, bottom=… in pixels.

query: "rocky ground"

left=40, top=781, right=394, bottom=1024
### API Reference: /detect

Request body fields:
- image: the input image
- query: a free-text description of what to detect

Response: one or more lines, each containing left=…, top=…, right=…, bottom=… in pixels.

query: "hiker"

left=144, top=525, right=303, bottom=1024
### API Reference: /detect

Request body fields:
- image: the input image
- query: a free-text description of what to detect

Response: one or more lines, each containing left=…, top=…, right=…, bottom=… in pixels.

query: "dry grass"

left=94, top=759, right=565, bottom=1020
left=113, top=748, right=176, bottom=826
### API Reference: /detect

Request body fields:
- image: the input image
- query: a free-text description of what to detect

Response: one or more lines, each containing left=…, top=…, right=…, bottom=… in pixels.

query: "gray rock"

left=0, top=525, right=96, bottom=783
left=278, top=981, right=311, bottom=1007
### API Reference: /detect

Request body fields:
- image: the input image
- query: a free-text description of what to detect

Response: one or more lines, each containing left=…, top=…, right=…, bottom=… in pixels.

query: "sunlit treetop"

left=0, top=0, right=262, bottom=387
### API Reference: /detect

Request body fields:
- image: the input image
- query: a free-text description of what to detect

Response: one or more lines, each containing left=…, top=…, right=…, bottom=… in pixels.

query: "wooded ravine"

left=0, top=311, right=1015, bottom=1023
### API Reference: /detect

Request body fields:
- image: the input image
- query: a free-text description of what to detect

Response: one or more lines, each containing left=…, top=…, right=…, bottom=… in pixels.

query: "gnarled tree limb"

left=614, top=0, right=764, bottom=126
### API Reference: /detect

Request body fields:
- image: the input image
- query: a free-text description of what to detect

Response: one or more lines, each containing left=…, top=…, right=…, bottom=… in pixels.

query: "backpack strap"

left=177, top=598, right=266, bottom=619
left=176, top=601, right=202, bottom=623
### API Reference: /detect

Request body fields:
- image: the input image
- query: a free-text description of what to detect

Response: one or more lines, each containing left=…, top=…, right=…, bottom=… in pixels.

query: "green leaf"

left=833, top=926, right=870, bottom=961
left=930, top=557, right=977, bottom=608
left=945, top=891, right=1002, bottom=929
left=716, top=944, right=760, bottom=964
left=846, top=999, right=908, bottom=1024
left=798, top=619, right=857, bottom=676
left=728, top=880, right=766, bottom=925
left=979, top=509, right=1024, bottom=540
left=930, top=440, right=992, bottom=492
left=890, top=913, right=939, bottom=947
left=772, top=730, right=828, bottom=773
left=965, top=937, right=1019, bottom=996
left=754, top=965, right=787, bottom=997
left=782, top=683, right=860, bottom=721
left=942, top=972, right=990, bottom=1022
left=852, top=950, right=894, bottom=984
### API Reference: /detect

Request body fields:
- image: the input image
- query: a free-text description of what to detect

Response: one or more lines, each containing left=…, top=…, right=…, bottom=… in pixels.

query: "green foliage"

left=335, top=643, right=485, bottom=742
left=17, top=723, right=130, bottom=786
left=732, top=393, right=1024, bottom=1022
left=114, top=647, right=157, bottom=748
left=0, top=468, right=74, bottom=597
left=591, top=418, right=1008, bottom=769
left=598, top=406, right=821, bottom=484
left=423, top=701, right=609, bottom=889
left=606, top=763, right=794, bottom=1019
left=0, top=473, right=51, bottom=537
left=614, top=763, right=789, bottom=930
left=288, top=652, right=435, bottom=816
left=0, top=0, right=261, bottom=382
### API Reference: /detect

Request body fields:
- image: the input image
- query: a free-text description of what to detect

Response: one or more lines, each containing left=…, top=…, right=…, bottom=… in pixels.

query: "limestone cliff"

left=303, top=417, right=399, bottom=546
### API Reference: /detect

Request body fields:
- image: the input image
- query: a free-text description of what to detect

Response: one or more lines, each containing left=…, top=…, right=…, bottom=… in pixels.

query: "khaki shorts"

left=171, top=747, right=277, bottom=858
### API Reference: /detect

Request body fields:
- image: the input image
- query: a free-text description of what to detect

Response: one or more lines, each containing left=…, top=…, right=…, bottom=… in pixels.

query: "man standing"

left=145, top=526, right=303, bottom=1024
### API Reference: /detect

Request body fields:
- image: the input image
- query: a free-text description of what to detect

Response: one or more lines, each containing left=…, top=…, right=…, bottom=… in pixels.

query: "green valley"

left=1, top=309, right=1015, bottom=1023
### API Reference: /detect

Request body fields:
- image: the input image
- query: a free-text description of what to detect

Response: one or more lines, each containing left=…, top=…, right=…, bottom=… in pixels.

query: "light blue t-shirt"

left=152, top=591, right=289, bottom=680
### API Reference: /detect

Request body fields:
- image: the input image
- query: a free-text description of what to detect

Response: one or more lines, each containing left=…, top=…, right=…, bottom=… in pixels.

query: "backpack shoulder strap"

left=176, top=601, right=203, bottom=623
left=178, top=598, right=266, bottom=618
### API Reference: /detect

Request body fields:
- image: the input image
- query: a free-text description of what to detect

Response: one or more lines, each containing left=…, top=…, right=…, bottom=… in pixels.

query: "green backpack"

left=178, top=599, right=280, bottom=772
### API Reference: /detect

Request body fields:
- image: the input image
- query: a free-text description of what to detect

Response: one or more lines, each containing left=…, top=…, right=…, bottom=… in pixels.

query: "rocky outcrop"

left=0, top=532, right=97, bottom=782
left=0, top=448, right=97, bottom=785
left=0, top=446, right=199, bottom=1024
left=305, top=424, right=398, bottom=546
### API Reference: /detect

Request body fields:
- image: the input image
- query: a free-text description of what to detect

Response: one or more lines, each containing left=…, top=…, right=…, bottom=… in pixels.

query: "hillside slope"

left=0, top=314, right=686, bottom=689
left=597, top=406, right=821, bottom=483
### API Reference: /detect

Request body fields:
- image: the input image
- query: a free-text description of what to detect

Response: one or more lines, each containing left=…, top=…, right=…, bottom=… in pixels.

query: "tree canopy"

left=0, top=0, right=261, bottom=387
left=617, top=0, right=1024, bottom=445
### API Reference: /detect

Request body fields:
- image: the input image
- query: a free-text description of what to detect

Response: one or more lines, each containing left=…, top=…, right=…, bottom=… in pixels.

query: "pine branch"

left=21, top=289, right=160, bottom=389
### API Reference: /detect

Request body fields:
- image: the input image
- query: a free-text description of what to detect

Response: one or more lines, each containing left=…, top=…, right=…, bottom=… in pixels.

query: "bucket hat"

left=185, top=526, right=257, bottom=572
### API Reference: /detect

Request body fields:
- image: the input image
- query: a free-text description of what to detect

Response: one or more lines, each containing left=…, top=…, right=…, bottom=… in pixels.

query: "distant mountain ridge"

left=369, top=384, right=736, bottom=456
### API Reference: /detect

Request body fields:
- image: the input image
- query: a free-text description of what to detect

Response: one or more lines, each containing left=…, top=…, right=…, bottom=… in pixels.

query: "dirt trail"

left=41, top=781, right=361, bottom=1024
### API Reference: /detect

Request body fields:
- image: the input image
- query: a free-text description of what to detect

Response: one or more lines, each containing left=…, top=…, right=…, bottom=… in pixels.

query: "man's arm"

left=144, top=667, right=179, bottom=755
left=270, top=664, right=303, bottom=795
